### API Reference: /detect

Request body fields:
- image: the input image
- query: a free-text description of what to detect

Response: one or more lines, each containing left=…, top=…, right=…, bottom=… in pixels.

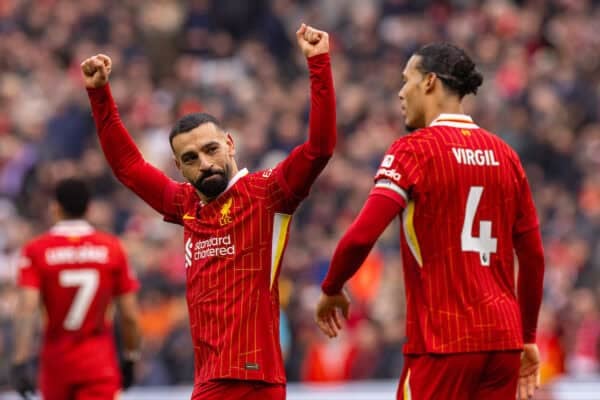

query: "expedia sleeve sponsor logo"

left=193, top=234, right=235, bottom=260
left=376, top=167, right=402, bottom=183
left=45, top=245, right=109, bottom=265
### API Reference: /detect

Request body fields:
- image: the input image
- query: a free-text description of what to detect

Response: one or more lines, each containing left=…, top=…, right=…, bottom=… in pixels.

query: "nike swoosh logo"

left=183, top=213, right=195, bottom=220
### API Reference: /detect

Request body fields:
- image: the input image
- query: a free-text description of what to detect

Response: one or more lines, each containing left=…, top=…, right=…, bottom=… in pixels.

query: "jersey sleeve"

left=87, top=84, right=186, bottom=224
left=17, top=244, right=40, bottom=289
left=112, top=240, right=140, bottom=296
left=372, top=138, right=422, bottom=207
left=269, top=53, right=337, bottom=212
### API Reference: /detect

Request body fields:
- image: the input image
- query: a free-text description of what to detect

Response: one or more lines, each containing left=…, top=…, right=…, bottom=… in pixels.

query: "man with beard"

left=316, top=43, right=544, bottom=400
left=81, top=23, right=335, bottom=400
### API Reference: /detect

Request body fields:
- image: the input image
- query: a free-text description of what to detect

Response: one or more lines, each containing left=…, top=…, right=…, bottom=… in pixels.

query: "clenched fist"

left=80, top=54, right=112, bottom=88
left=296, top=23, right=329, bottom=58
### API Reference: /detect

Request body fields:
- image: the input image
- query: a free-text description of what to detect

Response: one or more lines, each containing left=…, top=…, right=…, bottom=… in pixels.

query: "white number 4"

left=461, top=186, right=497, bottom=266
left=59, top=269, right=99, bottom=330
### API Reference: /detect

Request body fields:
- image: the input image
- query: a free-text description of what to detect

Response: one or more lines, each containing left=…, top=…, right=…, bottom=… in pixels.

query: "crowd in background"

left=1, top=0, right=600, bottom=391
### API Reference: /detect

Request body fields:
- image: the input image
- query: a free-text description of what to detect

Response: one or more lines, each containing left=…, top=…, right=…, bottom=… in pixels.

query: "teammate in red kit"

left=80, top=23, right=336, bottom=400
left=11, top=178, right=141, bottom=400
left=316, top=43, right=545, bottom=400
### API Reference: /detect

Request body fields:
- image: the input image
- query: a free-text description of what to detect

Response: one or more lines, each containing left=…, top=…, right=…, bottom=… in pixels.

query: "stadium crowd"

left=1, top=0, right=600, bottom=390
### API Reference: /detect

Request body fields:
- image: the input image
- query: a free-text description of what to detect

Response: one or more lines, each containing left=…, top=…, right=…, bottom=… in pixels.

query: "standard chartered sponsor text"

left=194, top=234, right=235, bottom=259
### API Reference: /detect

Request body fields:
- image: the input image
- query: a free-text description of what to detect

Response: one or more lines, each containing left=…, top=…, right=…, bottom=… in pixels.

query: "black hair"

left=169, top=113, right=222, bottom=148
left=414, top=42, right=483, bottom=98
left=55, top=178, right=90, bottom=218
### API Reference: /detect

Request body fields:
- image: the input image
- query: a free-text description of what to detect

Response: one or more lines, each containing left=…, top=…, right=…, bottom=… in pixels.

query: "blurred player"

left=11, top=178, right=141, bottom=400
left=80, top=23, right=336, bottom=400
left=316, top=43, right=545, bottom=400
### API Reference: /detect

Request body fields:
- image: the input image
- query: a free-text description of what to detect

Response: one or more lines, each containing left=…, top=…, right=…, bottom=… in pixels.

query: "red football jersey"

left=162, top=165, right=301, bottom=384
left=17, top=220, right=138, bottom=379
left=372, top=114, right=539, bottom=354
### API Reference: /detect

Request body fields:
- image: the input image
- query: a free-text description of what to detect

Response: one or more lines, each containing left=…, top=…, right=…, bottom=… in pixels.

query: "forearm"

left=86, top=85, right=178, bottom=216
left=87, top=85, right=145, bottom=176
left=117, top=294, right=141, bottom=356
left=515, top=228, right=545, bottom=343
left=121, top=316, right=141, bottom=355
left=12, top=290, right=39, bottom=364
left=322, top=193, right=402, bottom=295
left=306, top=53, right=336, bottom=157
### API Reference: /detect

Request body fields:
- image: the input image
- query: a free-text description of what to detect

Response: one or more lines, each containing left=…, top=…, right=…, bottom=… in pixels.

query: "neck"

left=424, top=96, right=464, bottom=127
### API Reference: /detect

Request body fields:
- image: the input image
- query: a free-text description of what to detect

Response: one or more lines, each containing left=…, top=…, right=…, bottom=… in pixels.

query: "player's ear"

left=49, top=201, right=62, bottom=222
left=424, top=72, right=437, bottom=93
left=173, top=155, right=181, bottom=170
left=226, top=132, right=236, bottom=156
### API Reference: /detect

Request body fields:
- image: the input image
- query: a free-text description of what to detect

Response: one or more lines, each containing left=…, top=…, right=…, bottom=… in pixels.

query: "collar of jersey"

left=50, top=219, right=94, bottom=236
left=429, top=113, right=479, bottom=129
left=225, top=168, right=249, bottom=192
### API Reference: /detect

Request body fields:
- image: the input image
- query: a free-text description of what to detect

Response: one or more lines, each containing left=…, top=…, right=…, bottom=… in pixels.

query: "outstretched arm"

left=278, top=25, right=336, bottom=199
left=82, top=55, right=183, bottom=221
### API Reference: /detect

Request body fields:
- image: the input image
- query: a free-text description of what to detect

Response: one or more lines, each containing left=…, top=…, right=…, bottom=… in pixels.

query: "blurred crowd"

left=2, top=0, right=600, bottom=391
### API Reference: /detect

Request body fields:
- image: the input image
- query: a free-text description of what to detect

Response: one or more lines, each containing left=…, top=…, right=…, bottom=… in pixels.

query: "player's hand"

left=315, top=290, right=350, bottom=338
left=10, top=361, right=36, bottom=399
left=518, top=343, right=541, bottom=399
left=80, top=54, right=112, bottom=88
left=120, top=359, right=136, bottom=390
left=296, top=23, right=329, bottom=58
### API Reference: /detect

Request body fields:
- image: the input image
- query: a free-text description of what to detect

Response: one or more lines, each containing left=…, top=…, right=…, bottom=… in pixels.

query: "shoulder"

left=387, top=129, right=436, bottom=153
left=89, top=231, right=123, bottom=246
left=249, top=168, right=275, bottom=179
left=244, top=168, right=278, bottom=187
left=479, top=128, right=523, bottom=164
left=21, top=233, right=55, bottom=254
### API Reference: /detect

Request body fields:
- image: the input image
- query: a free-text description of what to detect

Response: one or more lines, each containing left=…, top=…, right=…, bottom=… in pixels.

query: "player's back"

left=20, top=221, right=131, bottom=356
left=394, top=117, right=537, bottom=354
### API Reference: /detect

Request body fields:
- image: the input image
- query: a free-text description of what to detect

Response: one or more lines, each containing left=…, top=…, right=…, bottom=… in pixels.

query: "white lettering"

left=474, top=150, right=485, bottom=166
left=45, top=245, right=109, bottom=265
left=465, top=149, right=475, bottom=165
left=452, top=148, right=463, bottom=163
left=376, top=168, right=402, bottom=182
left=451, top=148, right=500, bottom=167
left=192, top=235, right=235, bottom=261
left=489, top=150, right=500, bottom=166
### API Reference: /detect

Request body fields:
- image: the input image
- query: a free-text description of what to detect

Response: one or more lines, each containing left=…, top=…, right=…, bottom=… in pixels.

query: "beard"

left=192, top=166, right=230, bottom=198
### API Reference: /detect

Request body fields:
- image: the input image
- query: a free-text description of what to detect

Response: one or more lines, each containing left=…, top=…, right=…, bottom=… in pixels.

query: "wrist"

left=321, top=282, right=342, bottom=296
left=307, top=52, right=330, bottom=61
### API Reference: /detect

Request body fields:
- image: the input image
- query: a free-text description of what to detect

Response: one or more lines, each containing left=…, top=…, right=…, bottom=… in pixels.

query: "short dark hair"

left=55, top=178, right=91, bottom=218
left=415, top=42, right=483, bottom=98
left=169, top=113, right=222, bottom=149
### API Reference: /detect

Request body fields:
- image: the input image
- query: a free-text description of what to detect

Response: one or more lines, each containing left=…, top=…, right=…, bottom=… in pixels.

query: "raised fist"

left=296, top=23, right=329, bottom=58
left=80, top=54, right=112, bottom=88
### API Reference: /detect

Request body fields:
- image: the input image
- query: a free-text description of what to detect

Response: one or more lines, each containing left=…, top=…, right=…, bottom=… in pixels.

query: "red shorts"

left=40, top=375, right=120, bottom=400
left=192, top=380, right=286, bottom=400
left=397, top=351, right=521, bottom=400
